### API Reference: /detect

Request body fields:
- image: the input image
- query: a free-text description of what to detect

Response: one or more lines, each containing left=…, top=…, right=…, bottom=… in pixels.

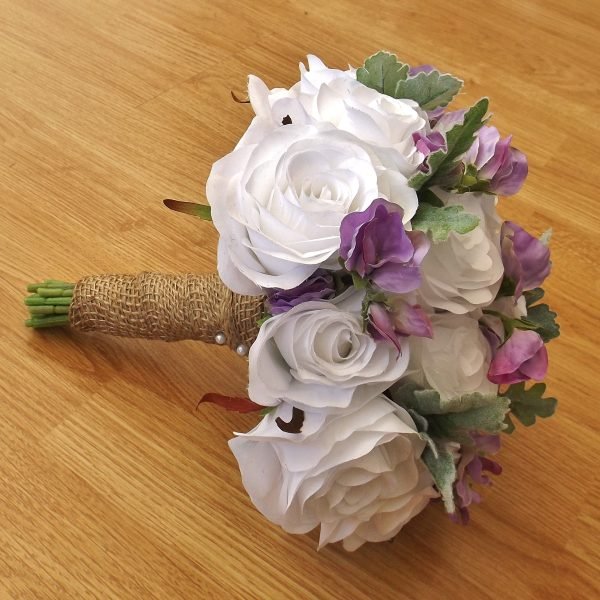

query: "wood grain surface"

left=1, top=1, right=598, bottom=598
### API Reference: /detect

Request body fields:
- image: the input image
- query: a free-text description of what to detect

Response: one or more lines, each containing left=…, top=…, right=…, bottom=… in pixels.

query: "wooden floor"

left=1, top=1, right=598, bottom=598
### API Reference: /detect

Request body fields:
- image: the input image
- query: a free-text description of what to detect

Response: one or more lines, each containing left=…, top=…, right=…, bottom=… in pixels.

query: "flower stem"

left=25, top=280, right=74, bottom=328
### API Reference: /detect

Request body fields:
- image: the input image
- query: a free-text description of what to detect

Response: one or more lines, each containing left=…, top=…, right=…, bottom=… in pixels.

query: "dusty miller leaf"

left=422, top=446, right=456, bottom=513
left=522, top=303, right=560, bottom=342
left=523, top=287, right=545, bottom=307
left=409, top=97, right=489, bottom=190
left=411, top=204, right=480, bottom=242
left=393, top=69, right=463, bottom=111
left=428, top=399, right=510, bottom=440
left=391, top=383, right=498, bottom=415
left=356, top=51, right=409, bottom=96
left=502, top=382, right=557, bottom=428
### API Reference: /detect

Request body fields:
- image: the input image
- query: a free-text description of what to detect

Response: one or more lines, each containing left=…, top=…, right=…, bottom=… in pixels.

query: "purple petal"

left=372, top=263, right=421, bottom=293
left=267, top=270, right=335, bottom=314
left=519, top=344, right=548, bottom=381
left=487, top=329, right=546, bottom=384
left=409, top=64, right=436, bottom=75
left=490, top=147, right=528, bottom=195
left=392, top=302, right=433, bottom=338
left=501, top=221, right=551, bottom=296
left=368, top=303, right=403, bottom=352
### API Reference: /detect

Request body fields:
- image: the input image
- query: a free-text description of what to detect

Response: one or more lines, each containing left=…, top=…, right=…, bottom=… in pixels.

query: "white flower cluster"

left=207, top=56, right=508, bottom=550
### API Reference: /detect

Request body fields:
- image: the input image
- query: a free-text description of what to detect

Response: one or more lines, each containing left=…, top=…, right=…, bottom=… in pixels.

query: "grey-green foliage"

left=522, top=303, right=560, bottom=342
left=390, top=383, right=510, bottom=442
left=356, top=51, right=462, bottom=110
left=393, top=69, right=463, bottom=111
left=411, top=203, right=480, bottom=242
left=408, top=98, right=490, bottom=190
left=355, top=51, right=410, bottom=96
left=502, top=382, right=557, bottom=432
left=422, top=446, right=457, bottom=513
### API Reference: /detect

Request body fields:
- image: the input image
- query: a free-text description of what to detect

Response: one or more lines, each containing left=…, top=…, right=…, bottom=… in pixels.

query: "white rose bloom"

left=418, top=189, right=504, bottom=314
left=229, top=397, right=437, bottom=551
left=245, top=55, right=428, bottom=176
left=248, top=295, right=409, bottom=410
left=208, top=123, right=418, bottom=294
left=407, top=313, right=497, bottom=400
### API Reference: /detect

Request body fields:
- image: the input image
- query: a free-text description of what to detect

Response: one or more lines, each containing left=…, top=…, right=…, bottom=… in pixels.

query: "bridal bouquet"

left=25, top=52, right=559, bottom=551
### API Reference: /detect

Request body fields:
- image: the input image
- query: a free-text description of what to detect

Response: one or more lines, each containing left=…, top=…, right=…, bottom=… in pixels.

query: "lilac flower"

left=463, top=126, right=528, bottom=195
left=451, top=434, right=502, bottom=525
left=413, top=131, right=447, bottom=173
left=408, top=64, right=435, bottom=76
left=267, top=270, right=335, bottom=315
left=339, top=199, right=430, bottom=293
left=368, top=301, right=432, bottom=352
left=487, top=329, right=548, bottom=385
left=501, top=221, right=551, bottom=298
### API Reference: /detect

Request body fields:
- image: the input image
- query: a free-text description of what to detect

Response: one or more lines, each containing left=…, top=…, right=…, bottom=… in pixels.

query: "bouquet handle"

left=26, top=272, right=265, bottom=353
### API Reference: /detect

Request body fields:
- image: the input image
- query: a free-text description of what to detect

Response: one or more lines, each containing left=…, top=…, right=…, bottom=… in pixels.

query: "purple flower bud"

left=501, top=221, right=551, bottom=298
left=368, top=300, right=433, bottom=351
left=464, top=126, right=528, bottom=195
left=487, top=329, right=548, bottom=385
left=412, top=131, right=447, bottom=173
left=339, top=199, right=430, bottom=293
left=267, top=270, right=335, bottom=315
left=368, top=303, right=404, bottom=352
left=408, top=64, right=436, bottom=76
left=451, top=434, right=502, bottom=525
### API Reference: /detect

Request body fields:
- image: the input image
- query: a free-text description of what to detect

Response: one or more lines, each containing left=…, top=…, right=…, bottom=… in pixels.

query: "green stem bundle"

left=25, top=280, right=74, bottom=328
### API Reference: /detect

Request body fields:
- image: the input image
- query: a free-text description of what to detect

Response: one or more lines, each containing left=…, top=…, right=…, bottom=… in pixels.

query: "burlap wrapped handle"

left=68, top=272, right=265, bottom=352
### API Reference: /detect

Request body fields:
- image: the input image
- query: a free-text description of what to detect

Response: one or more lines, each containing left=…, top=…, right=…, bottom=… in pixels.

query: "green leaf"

left=417, top=189, right=444, bottom=207
left=351, top=271, right=368, bottom=290
left=523, top=287, right=545, bottom=307
left=164, top=199, right=212, bottom=220
left=428, top=399, right=510, bottom=440
left=502, top=382, right=557, bottom=428
left=422, top=446, right=457, bottom=513
left=356, top=51, right=409, bottom=96
left=523, top=303, right=560, bottom=342
left=259, top=406, right=276, bottom=417
left=409, top=98, right=489, bottom=190
left=390, top=383, right=509, bottom=441
left=498, top=276, right=517, bottom=297
left=504, top=413, right=516, bottom=434
left=411, top=203, right=480, bottom=242
left=393, top=70, right=463, bottom=111
left=391, top=382, right=496, bottom=415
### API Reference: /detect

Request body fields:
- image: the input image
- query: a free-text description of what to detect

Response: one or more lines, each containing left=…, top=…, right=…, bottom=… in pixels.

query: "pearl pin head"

left=235, top=343, right=249, bottom=357
left=214, top=331, right=227, bottom=345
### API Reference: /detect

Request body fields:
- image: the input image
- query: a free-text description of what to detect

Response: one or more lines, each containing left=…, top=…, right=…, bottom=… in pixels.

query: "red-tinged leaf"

left=197, top=393, right=263, bottom=413
left=230, top=90, right=250, bottom=103
left=163, top=199, right=212, bottom=220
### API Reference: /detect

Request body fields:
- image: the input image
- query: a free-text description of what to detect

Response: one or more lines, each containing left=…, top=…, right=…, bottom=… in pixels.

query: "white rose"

left=418, top=189, right=504, bottom=314
left=229, top=396, right=437, bottom=551
left=245, top=55, right=428, bottom=176
left=248, top=295, right=409, bottom=410
left=208, top=123, right=418, bottom=294
left=407, top=313, right=497, bottom=400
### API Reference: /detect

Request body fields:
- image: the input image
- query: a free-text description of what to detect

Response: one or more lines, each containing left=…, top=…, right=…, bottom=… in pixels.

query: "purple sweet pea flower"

left=368, top=301, right=433, bottom=352
left=463, top=126, right=528, bottom=195
left=487, top=329, right=548, bottom=385
left=408, top=64, right=435, bottom=76
left=413, top=131, right=447, bottom=173
left=267, top=270, right=335, bottom=315
left=501, top=221, right=551, bottom=298
left=339, top=199, right=430, bottom=293
left=451, top=434, right=502, bottom=525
